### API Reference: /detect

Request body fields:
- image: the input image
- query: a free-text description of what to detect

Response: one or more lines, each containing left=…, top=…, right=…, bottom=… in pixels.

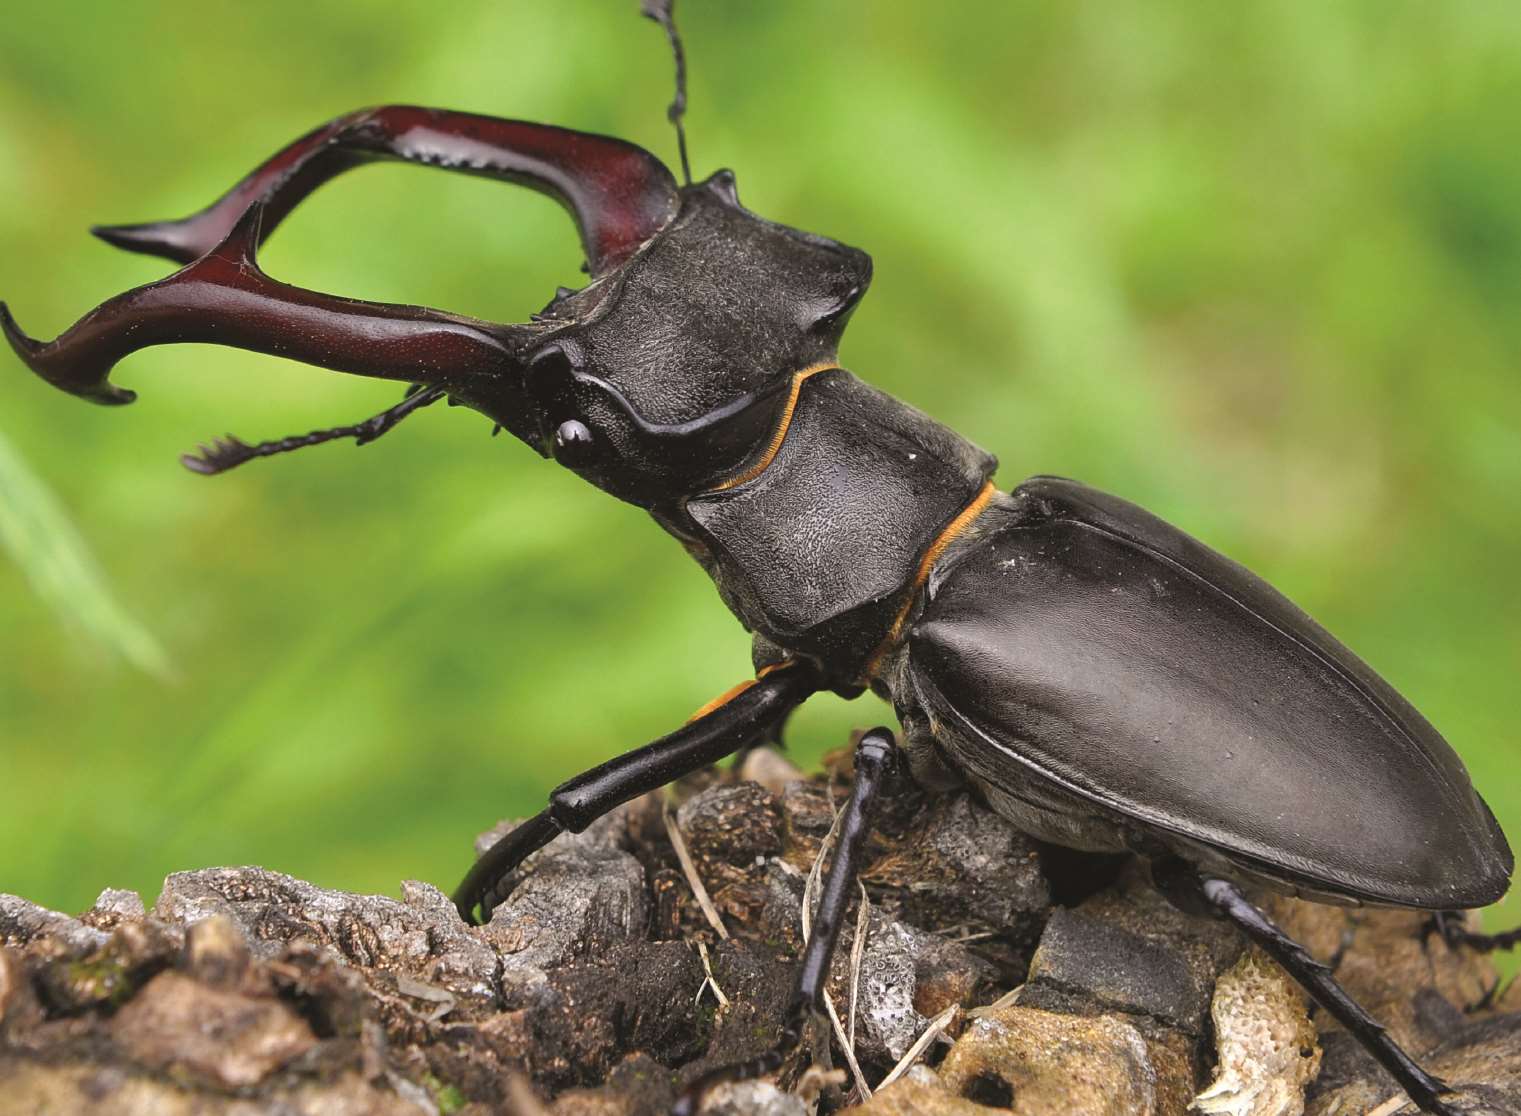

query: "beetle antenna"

left=180, top=385, right=446, bottom=476
left=642, top=0, right=692, bottom=186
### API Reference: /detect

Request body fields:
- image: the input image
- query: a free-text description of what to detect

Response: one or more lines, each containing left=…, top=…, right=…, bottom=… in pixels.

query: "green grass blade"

left=0, top=427, right=173, bottom=680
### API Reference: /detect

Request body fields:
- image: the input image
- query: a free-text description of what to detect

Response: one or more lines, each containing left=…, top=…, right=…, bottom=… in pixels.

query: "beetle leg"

left=673, top=727, right=898, bottom=1116
left=726, top=705, right=800, bottom=776
left=3, top=204, right=529, bottom=407
left=89, top=105, right=677, bottom=277
left=452, top=661, right=822, bottom=925
left=1198, top=877, right=1462, bottom=1116
left=1425, top=909, right=1521, bottom=955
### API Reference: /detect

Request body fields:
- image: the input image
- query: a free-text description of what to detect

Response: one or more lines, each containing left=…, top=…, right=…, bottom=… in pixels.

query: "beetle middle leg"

left=452, top=660, right=821, bottom=925
left=673, top=727, right=899, bottom=1116
left=1179, top=873, right=1462, bottom=1116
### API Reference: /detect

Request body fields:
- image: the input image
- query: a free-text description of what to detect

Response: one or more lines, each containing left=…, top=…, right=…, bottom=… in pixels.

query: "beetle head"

left=3, top=6, right=869, bottom=510
left=466, top=169, right=872, bottom=507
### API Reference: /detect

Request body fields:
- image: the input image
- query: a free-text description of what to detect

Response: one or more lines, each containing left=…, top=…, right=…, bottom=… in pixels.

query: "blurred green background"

left=1, top=2, right=1518, bottom=944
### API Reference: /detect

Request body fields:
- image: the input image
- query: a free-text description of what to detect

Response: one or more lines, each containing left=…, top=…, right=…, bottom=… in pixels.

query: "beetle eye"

left=552, top=418, right=598, bottom=467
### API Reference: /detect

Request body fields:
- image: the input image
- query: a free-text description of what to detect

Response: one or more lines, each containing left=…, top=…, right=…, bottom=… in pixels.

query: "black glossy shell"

left=906, top=477, right=1513, bottom=909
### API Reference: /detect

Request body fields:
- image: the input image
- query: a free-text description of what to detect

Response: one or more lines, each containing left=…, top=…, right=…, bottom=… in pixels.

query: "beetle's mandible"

left=4, top=5, right=1514, bottom=1114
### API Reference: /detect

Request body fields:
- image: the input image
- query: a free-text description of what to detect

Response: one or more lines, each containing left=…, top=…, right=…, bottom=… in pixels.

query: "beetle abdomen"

left=903, top=476, right=1512, bottom=909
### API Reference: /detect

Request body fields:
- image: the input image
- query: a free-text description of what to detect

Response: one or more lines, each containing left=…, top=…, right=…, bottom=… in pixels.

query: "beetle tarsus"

left=453, top=808, right=563, bottom=925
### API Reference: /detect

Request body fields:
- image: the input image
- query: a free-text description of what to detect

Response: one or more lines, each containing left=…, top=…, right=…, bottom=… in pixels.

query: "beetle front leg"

left=1196, top=876, right=1462, bottom=1116
left=673, top=727, right=898, bottom=1116
left=452, top=661, right=821, bottom=925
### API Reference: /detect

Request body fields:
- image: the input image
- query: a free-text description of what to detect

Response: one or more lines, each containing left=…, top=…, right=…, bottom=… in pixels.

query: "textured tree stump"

left=2, top=747, right=1518, bottom=1115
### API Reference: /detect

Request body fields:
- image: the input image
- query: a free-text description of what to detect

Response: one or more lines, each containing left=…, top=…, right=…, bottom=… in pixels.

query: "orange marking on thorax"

left=859, top=480, right=997, bottom=684
left=704, top=362, right=839, bottom=493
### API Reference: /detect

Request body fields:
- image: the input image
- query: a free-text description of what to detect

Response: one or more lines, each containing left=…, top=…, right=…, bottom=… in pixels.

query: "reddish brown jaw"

left=3, top=300, right=136, bottom=405
left=6, top=105, right=681, bottom=463
left=4, top=204, right=532, bottom=408
left=86, top=106, right=678, bottom=276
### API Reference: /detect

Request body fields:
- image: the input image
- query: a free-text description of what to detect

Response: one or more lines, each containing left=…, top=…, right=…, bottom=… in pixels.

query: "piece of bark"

left=0, top=756, right=1516, bottom=1116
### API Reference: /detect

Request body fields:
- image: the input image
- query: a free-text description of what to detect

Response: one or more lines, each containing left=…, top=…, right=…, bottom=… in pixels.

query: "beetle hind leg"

left=1191, top=875, right=1462, bottom=1116
left=1425, top=909, right=1521, bottom=954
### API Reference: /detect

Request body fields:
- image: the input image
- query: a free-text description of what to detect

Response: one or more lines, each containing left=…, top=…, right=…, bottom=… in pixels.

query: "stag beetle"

left=4, top=5, right=1514, bottom=1113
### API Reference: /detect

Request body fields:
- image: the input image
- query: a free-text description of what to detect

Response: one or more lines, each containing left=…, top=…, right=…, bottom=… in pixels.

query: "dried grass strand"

left=877, top=1003, right=960, bottom=1089
left=847, top=881, right=869, bottom=1051
left=696, top=939, right=731, bottom=1010
left=967, top=984, right=1023, bottom=1018
left=664, top=801, right=729, bottom=940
